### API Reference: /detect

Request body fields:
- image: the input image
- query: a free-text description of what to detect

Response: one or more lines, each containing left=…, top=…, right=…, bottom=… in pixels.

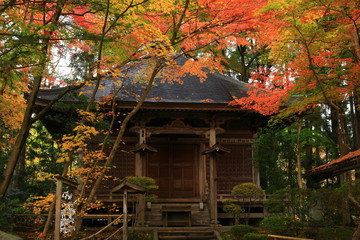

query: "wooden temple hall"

left=35, top=59, right=268, bottom=227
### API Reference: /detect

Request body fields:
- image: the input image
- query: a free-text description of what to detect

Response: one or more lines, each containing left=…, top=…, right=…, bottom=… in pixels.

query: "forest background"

left=0, top=0, right=359, bottom=239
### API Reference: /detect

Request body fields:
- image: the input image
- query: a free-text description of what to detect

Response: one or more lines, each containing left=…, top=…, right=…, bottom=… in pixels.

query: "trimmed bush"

left=316, top=227, right=354, bottom=240
left=223, top=199, right=245, bottom=225
left=243, top=233, right=270, bottom=240
left=232, top=183, right=265, bottom=199
left=229, top=224, right=257, bottom=239
left=259, top=216, right=302, bottom=236
left=232, top=183, right=265, bottom=224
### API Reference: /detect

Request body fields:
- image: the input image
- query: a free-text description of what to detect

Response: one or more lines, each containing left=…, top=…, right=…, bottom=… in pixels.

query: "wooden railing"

left=268, top=234, right=313, bottom=240
left=217, top=193, right=271, bottom=201
left=80, top=214, right=124, bottom=240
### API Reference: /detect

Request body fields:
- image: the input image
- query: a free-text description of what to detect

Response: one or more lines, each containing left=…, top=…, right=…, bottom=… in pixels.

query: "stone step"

left=159, top=230, right=214, bottom=235
left=159, top=236, right=217, bottom=240
left=158, top=230, right=217, bottom=240
left=0, top=231, right=22, bottom=240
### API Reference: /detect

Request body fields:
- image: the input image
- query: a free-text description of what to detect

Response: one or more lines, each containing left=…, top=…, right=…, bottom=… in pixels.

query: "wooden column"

left=199, top=143, right=206, bottom=200
left=53, top=177, right=78, bottom=239
left=208, top=127, right=218, bottom=225
left=112, top=180, right=145, bottom=240
left=134, top=128, right=148, bottom=227
left=135, top=128, right=146, bottom=177
left=123, top=187, right=128, bottom=240
left=54, top=180, right=62, bottom=240
left=251, top=142, right=260, bottom=185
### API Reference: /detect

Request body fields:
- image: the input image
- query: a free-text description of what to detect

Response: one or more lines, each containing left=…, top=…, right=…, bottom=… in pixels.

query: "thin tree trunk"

left=334, top=108, right=351, bottom=226
left=353, top=94, right=360, bottom=150
left=296, top=120, right=303, bottom=189
left=72, top=58, right=164, bottom=234
left=0, top=0, right=65, bottom=200
left=0, top=64, right=44, bottom=199
left=349, top=22, right=360, bottom=240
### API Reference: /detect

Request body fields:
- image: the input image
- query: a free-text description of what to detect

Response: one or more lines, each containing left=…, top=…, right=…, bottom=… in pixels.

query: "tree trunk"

left=71, top=59, right=164, bottom=236
left=296, top=121, right=303, bottom=189
left=0, top=70, right=43, bottom=199
left=353, top=94, right=360, bottom=150
left=334, top=108, right=351, bottom=225
left=350, top=25, right=360, bottom=239
left=0, top=0, right=66, bottom=200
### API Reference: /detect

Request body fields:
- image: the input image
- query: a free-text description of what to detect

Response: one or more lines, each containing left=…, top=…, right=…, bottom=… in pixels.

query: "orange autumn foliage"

left=230, top=0, right=360, bottom=116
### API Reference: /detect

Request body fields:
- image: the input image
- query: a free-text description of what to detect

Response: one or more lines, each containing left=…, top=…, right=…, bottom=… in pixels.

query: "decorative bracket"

left=202, top=143, right=230, bottom=155
left=131, top=143, right=158, bottom=153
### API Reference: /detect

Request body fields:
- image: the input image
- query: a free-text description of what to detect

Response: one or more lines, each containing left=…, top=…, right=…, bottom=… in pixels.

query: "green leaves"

left=232, top=183, right=265, bottom=199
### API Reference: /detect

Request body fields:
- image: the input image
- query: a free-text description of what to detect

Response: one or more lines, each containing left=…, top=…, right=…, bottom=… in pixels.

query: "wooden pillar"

left=251, top=142, right=260, bottom=185
left=208, top=127, right=218, bottom=225
left=135, top=128, right=146, bottom=177
left=199, top=143, right=206, bottom=200
left=123, top=187, right=128, bottom=240
left=135, top=128, right=146, bottom=226
left=54, top=180, right=62, bottom=240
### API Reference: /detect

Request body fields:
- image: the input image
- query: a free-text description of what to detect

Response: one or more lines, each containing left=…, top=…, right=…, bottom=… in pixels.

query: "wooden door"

left=147, top=143, right=198, bottom=198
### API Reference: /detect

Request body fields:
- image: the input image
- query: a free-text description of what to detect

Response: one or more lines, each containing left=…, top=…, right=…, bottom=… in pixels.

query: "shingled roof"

left=306, top=149, right=360, bottom=181
left=35, top=58, right=249, bottom=111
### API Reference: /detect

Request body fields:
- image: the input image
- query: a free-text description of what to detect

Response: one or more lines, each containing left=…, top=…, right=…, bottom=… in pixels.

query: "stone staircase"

left=145, top=203, right=211, bottom=227
left=156, top=230, right=219, bottom=240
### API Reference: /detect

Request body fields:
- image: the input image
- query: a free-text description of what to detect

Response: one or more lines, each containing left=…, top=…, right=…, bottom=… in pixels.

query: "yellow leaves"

left=57, top=110, right=103, bottom=155
left=56, top=156, right=67, bottom=163
left=147, top=0, right=176, bottom=14
left=60, top=126, right=98, bottom=154
left=0, top=81, right=27, bottom=151
left=73, top=125, right=99, bottom=138
left=0, top=86, right=26, bottom=130
left=36, top=172, right=57, bottom=182
left=23, top=193, right=55, bottom=215
left=85, top=200, right=104, bottom=211
left=82, top=150, right=106, bottom=164
left=77, top=110, right=102, bottom=123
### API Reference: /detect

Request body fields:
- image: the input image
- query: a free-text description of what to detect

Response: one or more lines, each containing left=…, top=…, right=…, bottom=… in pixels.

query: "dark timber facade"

left=35, top=60, right=267, bottom=227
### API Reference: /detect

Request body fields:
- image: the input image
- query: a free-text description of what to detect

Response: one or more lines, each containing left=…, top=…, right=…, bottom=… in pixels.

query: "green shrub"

left=220, top=232, right=233, bottom=240
left=223, top=199, right=245, bottom=225
left=264, top=188, right=346, bottom=227
left=316, top=227, right=354, bottom=240
left=232, top=183, right=265, bottom=224
left=243, top=233, right=270, bottom=240
left=229, top=224, right=257, bottom=239
left=232, top=183, right=265, bottom=199
left=0, top=199, right=30, bottom=231
left=259, top=216, right=302, bottom=236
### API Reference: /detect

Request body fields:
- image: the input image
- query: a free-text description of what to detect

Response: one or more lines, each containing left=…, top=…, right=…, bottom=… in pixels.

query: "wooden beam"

left=130, top=124, right=224, bottom=136
left=55, top=176, right=78, bottom=188
left=111, top=179, right=146, bottom=193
